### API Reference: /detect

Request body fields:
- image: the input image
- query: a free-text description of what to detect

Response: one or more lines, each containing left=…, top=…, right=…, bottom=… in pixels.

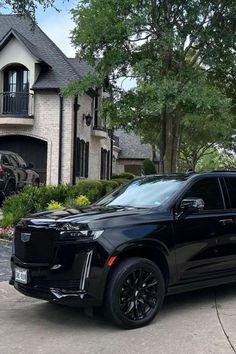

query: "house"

left=0, top=15, right=112, bottom=185
left=112, top=129, right=159, bottom=175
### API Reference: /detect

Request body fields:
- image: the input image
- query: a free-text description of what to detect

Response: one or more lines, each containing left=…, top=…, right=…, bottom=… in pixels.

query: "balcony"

left=92, top=124, right=108, bottom=139
left=0, top=92, right=34, bottom=126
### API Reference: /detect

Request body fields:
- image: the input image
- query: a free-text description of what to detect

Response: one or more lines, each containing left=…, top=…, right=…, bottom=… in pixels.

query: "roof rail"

left=211, top=170, right=236, bottom=173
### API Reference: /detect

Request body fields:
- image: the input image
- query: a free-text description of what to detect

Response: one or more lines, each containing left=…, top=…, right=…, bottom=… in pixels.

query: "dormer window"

left=2, top=65, right=30, bottom=116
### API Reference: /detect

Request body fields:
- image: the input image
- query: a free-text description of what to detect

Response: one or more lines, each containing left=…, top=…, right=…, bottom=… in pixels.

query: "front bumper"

left=10, top=245, right=108, bottom=308
left=10, top=279, right=102, bottom=307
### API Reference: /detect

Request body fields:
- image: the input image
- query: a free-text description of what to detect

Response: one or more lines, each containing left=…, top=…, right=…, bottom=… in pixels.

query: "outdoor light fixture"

left=83, top=113, right=93, bottom=126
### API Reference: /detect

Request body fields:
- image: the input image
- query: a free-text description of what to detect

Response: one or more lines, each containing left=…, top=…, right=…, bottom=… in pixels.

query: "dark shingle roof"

left=115, top=129, right=157, bottom=160
left=0, top=15, right=91, bottom=90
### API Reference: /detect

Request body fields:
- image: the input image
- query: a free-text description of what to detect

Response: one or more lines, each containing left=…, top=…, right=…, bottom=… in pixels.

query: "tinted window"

left=14, top=154, right=26, bottom=168
left=183, top=178, right=224, bottom=210
left=2, top=155, right=12, bottom=166
left=97, top=177, right=186, bottom=208
left=225, top=177, right=236, bottom=208
left=8, top=155, right=18, bottom=168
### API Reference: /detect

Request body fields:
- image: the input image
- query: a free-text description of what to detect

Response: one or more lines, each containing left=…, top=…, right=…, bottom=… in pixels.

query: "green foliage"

left=73, top=195, right=90, bottom=207
left=197, top=150, right=236, bottom=172
left=1, top=179, right=127, bottom=226
left=112, top=172, right=135, bottom=180
left=1, top=1, right=58, bottom=21
left=0, top=213, right=14, bottom=228
left=47, top=200, right=63, bottom=211
left=142, top=160, right=156, bottom=175
left=178, top=111, right=235, bottom=171
left=69, top=0, right=235, bottom=173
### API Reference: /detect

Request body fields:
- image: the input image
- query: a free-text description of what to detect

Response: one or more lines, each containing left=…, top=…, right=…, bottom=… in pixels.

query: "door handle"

left=219, top=219, right=234, bottom=226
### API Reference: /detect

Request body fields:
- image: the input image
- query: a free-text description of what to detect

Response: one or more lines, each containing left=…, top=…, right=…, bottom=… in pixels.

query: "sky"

left=37, top=0, right=77, bottom=58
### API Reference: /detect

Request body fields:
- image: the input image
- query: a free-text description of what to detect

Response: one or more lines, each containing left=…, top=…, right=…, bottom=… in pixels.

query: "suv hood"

left=18, top=205, right=170, bottom=230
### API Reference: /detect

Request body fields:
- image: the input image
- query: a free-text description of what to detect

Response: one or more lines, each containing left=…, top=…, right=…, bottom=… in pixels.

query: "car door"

left=173, top=176, right=234, bottom=284
left=8, top=154, right=26, bottom=189
left=215, top=176, right=236, bottom=273
left=0, top=154, right=14, bottom=189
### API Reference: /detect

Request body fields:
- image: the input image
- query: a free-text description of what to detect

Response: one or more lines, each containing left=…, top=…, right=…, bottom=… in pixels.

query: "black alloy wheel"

left=105, top=257, right=165, bottom=329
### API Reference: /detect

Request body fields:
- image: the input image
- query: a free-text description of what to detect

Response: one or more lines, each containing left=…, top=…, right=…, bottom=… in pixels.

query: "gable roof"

left=115, top=129, right=158, bottom=160
left=0, top=28, right=50, bottom=66
left=0, top=15, right=92, bottom=90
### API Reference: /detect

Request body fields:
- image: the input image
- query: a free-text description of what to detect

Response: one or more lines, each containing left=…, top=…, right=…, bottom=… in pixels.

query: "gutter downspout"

left=110, top=128, right=113, bottom=180
left=72, top=96, right=80, bottom=185
left=58, top=95, right=63, bottom=184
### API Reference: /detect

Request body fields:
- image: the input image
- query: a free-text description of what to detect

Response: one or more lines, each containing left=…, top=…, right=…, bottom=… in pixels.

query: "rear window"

left=225, top=177, right=236, bottom=208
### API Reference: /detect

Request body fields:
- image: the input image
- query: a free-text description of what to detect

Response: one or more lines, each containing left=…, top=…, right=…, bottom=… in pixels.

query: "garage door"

left=0, top=135, right=47, bottom=183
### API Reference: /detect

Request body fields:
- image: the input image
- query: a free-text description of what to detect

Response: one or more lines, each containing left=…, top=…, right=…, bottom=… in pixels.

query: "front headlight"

left=59, top=229, right=104, bottom=241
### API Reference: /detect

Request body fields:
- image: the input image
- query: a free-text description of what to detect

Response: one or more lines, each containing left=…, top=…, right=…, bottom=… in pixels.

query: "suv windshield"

left=97, top=176, right=187, bottom=208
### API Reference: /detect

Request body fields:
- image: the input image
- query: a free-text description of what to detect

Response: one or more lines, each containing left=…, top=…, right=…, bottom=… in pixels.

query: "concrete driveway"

left=0, top=240, right=11, bottom=281
left=0, top=241, right=236, bottom=354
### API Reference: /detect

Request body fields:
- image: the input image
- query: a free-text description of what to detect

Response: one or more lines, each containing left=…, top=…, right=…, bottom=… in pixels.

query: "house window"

left=3, top=65, right=29, bottom=115
left=76, top=139, right=89, bottom=178
left=101, top=148, right=110, bottom=180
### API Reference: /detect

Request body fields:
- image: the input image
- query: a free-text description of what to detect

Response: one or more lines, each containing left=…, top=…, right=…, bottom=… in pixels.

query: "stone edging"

left=0, top=238, right=12, bottom=246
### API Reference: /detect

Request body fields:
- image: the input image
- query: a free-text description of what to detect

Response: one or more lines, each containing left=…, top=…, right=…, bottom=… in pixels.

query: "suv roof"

left=143, top=171, right=236, bottom=180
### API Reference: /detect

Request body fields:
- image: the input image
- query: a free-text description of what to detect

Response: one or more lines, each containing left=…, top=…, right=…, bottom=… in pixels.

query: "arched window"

left=3, top=65, right=29, bottom=115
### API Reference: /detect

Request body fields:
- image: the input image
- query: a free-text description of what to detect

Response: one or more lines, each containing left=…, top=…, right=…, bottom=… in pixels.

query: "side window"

left=183, top=178, right=224, bottom=210
left=8, top=155, right=18, bottom=168
left=15, top=154, right=26, bottom=168
left=2, top=155, right=12, bottom=166
left=225, top=178, right=236, bottom=208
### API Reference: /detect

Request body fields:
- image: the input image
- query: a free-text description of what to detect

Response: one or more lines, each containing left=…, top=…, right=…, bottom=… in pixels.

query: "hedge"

left=1, top=179, right=128, bottom=227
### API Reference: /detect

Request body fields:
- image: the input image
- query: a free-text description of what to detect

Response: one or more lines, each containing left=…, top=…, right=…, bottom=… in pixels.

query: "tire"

left=105, top=257, right=165, bottom=329
left=4, top=181, right=16, bottom=198
left=33, top=179, right=40, bottom=188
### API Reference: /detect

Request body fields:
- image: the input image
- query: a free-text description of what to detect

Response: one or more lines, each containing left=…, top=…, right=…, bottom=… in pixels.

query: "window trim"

left=223, top=176, right=236, bottom=210
left=76, top=138, right=89, bottom=178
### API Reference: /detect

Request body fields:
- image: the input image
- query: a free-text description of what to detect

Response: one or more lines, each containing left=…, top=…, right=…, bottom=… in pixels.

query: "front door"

left=173, top=177, right=235, bottom=284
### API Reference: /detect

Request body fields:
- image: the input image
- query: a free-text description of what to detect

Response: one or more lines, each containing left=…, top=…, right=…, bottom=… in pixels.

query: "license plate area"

left=15, top=266, right=28, bottom=284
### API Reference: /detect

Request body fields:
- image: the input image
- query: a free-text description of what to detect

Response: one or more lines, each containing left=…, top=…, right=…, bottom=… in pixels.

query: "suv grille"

left=14, top=227, right=57, bottom=264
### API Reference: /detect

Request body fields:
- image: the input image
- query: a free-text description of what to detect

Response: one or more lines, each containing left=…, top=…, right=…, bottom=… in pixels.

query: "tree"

left=197, top=149, right=236, bottom=171
left=0, top=0, right=57, bottom=21
left=178, top=112, right=235, bottom=171
left=67, top=0, right=235, bottom=173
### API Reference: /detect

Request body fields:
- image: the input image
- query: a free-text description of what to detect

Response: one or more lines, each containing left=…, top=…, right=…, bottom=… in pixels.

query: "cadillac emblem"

left=21, top=233, right=31, bottom=243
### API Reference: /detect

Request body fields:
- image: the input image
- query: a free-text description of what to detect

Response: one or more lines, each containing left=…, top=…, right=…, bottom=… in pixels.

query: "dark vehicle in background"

left=10, top=172, right=236, bottom=328
left=0, top=150, right=39, bottom=199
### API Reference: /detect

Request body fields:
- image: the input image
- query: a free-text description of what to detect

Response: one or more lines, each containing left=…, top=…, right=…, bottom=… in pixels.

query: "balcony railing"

left=0, top=92, right=34, bottom=117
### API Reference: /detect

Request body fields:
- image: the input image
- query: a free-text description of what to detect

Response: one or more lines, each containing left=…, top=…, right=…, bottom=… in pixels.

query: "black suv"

left=0, top=150, right=39, bottom=199
left=10, top=172, right=236, bottom=328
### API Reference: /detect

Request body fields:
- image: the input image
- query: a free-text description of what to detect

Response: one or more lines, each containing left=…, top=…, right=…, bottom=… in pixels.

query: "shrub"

left=142, top=159, right=156, bottom=175
left=73, top=195, right=90, bottom=207
left=47, top=201, right=64, bottom=210
left=1, top=179, right=128, bottom=227
left=112, top=172, right=135, bottom=180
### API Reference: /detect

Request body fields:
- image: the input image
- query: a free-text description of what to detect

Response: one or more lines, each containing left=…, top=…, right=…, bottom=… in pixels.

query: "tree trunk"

left=159, top=106, right=166, bottom=173
left=159, top=109, right=181, bottom=173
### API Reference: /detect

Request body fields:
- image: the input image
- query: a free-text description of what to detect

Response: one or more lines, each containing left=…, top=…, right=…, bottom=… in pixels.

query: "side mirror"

left=180, top=198, right=204, bottom=213
left=27, top=162, right=34, bottom=169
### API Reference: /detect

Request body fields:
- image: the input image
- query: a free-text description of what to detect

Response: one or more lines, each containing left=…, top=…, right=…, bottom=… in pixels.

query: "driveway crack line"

left=214, top=291, right=236, bottom=354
